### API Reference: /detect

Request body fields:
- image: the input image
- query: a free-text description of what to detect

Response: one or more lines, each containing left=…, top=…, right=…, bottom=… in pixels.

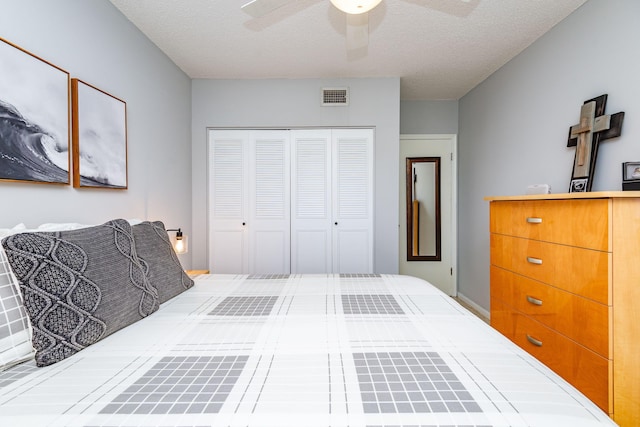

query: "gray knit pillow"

left=1, top=219, right=158, bottom=367
left=133, top=221, right=193, bottom=304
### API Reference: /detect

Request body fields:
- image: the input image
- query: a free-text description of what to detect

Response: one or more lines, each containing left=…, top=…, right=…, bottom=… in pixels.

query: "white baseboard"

left=456, top=292, right=490, bottom=320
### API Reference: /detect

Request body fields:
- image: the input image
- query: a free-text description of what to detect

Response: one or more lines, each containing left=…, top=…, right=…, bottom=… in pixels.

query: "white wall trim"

left=457, top=292, right=490, bottom=320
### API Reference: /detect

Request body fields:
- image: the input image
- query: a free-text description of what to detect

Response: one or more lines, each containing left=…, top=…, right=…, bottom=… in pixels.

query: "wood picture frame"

left=405, top=156, right=441, bottom=262
left=0, top=37, right=70, bottom=185
left=72, top=79, right=127, bottom=189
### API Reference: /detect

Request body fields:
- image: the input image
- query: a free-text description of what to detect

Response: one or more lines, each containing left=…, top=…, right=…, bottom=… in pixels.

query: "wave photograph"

left=0, top=38, right=70, bottom=185
left=0, top=99, right=69, bottom=183
left=73, top=79, right=127, bottom=189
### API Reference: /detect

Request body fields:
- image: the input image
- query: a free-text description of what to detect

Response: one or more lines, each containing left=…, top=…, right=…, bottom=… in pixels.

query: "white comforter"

left=0, top=274, right=617, bottom=426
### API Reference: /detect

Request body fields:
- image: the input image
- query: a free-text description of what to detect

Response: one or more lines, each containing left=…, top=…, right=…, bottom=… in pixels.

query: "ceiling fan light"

left=330, top=0, right=382, bottom=15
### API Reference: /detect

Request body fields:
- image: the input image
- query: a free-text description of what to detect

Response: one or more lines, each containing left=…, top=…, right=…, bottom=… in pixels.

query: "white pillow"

left=36, top=223, right=89, bottom=231
left=36, top=219, right=143, bottom=231
left=0, top=224, right=27, bottom=239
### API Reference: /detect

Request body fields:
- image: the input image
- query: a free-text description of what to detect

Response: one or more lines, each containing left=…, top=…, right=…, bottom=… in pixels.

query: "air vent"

left=321, top=87, right=349, bottom=106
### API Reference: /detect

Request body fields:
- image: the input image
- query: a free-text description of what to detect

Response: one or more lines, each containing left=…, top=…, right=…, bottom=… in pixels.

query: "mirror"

left=406, top=157, right=441, bottom=261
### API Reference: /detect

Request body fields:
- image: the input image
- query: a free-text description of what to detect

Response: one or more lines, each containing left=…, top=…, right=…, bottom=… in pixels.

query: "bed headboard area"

left=0, top=219, right=193, bottom=368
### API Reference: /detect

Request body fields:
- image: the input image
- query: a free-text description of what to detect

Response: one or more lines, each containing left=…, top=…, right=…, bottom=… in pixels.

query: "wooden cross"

left=567, top=94, right=624, bottom=192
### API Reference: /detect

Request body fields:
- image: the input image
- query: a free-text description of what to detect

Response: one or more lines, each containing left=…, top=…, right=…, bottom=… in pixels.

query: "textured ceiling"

left=109, top=0, right=588, bottom=100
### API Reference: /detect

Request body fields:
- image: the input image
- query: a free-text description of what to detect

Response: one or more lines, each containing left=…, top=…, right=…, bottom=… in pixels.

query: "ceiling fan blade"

left=346, top=12, right=369, bottom=50
left=241, top=0, right=297, bottom=18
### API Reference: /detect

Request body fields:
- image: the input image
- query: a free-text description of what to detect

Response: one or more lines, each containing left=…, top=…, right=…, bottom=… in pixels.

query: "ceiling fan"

left=240, top=0, right=386, bottom=51
left=241, top=0, right=472, bottom=51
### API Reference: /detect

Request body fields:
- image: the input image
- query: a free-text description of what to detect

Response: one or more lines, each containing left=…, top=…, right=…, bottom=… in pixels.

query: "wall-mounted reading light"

left=167, top=228, right=188, bottom=254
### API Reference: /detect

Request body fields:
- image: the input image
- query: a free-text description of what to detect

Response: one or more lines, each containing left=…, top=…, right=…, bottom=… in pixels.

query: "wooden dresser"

left=486, top=192, right=639, bottom=426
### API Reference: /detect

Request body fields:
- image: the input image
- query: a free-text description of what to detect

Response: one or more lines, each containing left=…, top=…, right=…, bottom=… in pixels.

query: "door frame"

left=399, top=134, right=458, bottom=295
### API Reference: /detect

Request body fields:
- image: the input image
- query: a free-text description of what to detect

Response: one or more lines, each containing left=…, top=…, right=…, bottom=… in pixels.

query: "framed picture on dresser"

left=622, top=161, right=640, bottom=190
left=71, top=78, right=127, bottom=189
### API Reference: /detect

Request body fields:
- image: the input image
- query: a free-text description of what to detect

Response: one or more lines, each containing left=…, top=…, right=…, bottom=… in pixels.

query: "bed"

left=0, top=221, right=618, bottom=426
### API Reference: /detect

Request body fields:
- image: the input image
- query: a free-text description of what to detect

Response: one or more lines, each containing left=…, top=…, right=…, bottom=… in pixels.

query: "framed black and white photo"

left=622, top=162, right=640, bottom=182
left=622, top=161, right=640, bottom=191
left=0, top=37, right=70, bottom=184
left=569, top=178, right=588, bottom=193
left=72, top=79, right=127, bottom=189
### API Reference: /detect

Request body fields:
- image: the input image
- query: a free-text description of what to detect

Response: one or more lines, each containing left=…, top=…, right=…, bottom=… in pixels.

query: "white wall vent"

left=321, top=87, right=349, bottom=106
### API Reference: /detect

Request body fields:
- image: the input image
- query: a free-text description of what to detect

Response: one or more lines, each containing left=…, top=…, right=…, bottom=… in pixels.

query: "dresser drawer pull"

left=526, top=217, right=543, bottom=224
left=526, top=295, right=543, bottom=306
left=526, top=257, right=543, bottom=265
left=526, top=334, right=543, bottom=347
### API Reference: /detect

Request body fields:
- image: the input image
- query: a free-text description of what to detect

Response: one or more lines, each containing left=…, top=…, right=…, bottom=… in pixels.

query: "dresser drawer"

left=490, top=199, right=610, bottom=250
left=491, top=266, right=610, bottom=358
left=491, top=234, right=611, bottom=304
left=491, top=298, right=611, bottom=414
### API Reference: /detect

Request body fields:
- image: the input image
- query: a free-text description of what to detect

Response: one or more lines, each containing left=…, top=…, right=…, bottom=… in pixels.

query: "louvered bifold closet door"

left=208, top=130, right=249, bottom=273
left=209, top=128, right=374, bottom=274
left=290, top=130, right=332, bottom=273
left=248, top=131, right=291, bottom=274
left=332, top=129, right=374, bottom=273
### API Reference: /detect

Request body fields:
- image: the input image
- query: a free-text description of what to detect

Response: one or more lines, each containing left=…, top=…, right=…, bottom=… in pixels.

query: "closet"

left=207, top=128, right=374, bottom=274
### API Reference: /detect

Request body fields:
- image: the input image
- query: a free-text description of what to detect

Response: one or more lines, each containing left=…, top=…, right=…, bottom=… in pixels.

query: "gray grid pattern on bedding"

left=101, top=355, right=248, bottom=415
left=342, top=294, right=405, bottom=315
left=208, top=296, right=279, bottom=316
left=355, top=351, right=481, bottom=414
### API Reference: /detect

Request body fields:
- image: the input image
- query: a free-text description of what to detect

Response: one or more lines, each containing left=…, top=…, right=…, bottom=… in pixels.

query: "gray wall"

left=458, top=0, right=640, bottom=310
left=400, top=101, right=459, bottom=134
left=191, top=78, right=400, bottom=273
left=0, top=1, right=193, bottom=265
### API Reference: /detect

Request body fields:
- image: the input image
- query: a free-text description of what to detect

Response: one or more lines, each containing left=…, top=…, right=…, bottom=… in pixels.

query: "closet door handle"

left=526, top=334, right=543, bottom=347
left=242, top=222, right=246, bottom=226
left=527, top=257, right=542, bottom=265
left=526, top=295, right=543, bottom=306
left=526, top=217, right=543, bottom=224
left=335, top=222, right=338, bottom=225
